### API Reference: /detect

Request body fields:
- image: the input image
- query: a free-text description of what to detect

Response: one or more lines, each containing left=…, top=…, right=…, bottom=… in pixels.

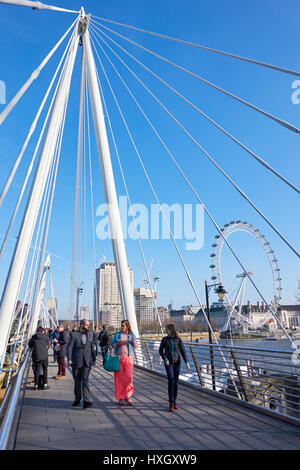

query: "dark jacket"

left=29, top=332, right=49, bottom=361
left=98, top=329, right=112, bottom=347
left=159, top=335, right=189, bottom=364
left=50, top=330, right=60, bottom=345
left=57, top=330, right=68, bottom=358
left=67, top=330, right=96, bottom=368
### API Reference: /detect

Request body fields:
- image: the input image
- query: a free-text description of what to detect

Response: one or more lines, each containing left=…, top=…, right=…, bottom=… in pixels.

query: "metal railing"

left=0, top=352, right=30, bottom=450
left=134, top=339, right=300, bottom=423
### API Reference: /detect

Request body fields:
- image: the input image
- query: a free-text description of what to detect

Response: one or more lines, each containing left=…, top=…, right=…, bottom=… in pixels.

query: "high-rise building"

left=134, top=287, right=154, bottom=325
left=94, top=262, right=134, bottom=327
left=80, top=305, right=90, bottom=321
left=47, top=298, right=58, bottom=325
left=157, top=306, right=170, bottom=323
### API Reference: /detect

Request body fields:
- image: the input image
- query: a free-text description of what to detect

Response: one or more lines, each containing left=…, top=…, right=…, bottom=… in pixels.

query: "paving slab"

left=14, top=355, right=300, bottom=450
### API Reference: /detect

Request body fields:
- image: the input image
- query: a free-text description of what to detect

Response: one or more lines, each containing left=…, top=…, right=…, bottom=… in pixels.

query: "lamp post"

left=205, top=280, right=227, bottom=391
left=75, top=284, right=83, bottom=323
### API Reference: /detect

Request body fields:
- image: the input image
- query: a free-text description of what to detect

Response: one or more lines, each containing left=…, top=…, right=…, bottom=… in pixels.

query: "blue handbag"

left=104, top=347, right=120, bottom=372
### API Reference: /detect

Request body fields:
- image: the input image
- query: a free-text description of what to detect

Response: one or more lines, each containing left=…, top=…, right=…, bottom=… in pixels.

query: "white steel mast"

left=82, top=12, right=139, bottom=338
left=0, top=22, right=80, bottom=372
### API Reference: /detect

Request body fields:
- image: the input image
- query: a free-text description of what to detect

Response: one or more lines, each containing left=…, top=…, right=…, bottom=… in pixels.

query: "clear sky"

left=0, top=0, right=299, bottom=319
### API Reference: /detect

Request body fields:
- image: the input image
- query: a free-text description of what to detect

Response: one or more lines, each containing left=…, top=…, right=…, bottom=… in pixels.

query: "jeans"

left=165, top=359, right=181, bottom=404
left=101, top=346, right=109, bottom=366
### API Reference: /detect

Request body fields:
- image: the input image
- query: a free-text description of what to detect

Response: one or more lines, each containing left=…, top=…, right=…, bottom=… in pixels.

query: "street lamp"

left=214, top=283, right=227, bottom=301
left=205, top=281, right=227, bottom=391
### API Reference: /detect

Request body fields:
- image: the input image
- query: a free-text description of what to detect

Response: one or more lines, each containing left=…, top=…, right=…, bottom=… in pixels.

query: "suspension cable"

left=89, top=29, right=300, bottom=260
left=90, top=32, right=295, bottom=347
left=91, top=15, right=300, bottom=78
left=85, top=60, right=99, bottom=327
left=27, top=94, right=68, bottom=339
left=90, top=34, right=220, bottom=345
left=0, top=17, right=78, bottom=126
left=0, top=28, right=77, bottom=262
left=90, top=38, right=247, bottom=396
left=93, top=55, right=164, bottom=334
left=0, top=22, right=77, bottom=207
left=90, top=20, right=300, bottom=135
left=70, top=47, right=85, bottom=322
left=89, top=24, right=299, bottom=196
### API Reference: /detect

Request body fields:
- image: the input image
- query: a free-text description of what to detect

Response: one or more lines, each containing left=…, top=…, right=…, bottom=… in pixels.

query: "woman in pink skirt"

left=111, top=320, right=138, bottom=406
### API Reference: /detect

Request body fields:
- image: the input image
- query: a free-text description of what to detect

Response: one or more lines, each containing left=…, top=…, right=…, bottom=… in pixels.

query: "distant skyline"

left=0, top=0, right=299, bottom=320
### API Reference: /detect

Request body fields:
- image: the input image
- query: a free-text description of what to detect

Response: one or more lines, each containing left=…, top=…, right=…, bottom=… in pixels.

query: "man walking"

left=67, top=319, right=96, bottom=409
left=29, top=326, right=50, bottom=390
left=98, top=324, right=112, bottom=366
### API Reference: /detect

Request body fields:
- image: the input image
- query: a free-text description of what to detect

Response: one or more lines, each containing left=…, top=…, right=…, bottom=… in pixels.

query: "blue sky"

left=0, top=0, right=299, bottom=319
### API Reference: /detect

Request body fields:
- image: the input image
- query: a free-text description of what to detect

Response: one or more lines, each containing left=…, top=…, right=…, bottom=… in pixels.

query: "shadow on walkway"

left=15, top=357, right=300, bottom=450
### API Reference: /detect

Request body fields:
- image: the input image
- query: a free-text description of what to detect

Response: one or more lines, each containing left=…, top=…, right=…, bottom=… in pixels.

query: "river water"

left=188, top=338, right=299, bottom=377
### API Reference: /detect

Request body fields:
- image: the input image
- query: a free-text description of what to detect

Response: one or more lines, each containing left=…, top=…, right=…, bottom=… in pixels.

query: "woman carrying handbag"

left=111, top=320, right=138, bottom=406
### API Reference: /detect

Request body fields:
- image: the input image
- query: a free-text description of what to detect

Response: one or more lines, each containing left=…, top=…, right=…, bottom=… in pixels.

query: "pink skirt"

left=114, top=355, right=134, bottom=400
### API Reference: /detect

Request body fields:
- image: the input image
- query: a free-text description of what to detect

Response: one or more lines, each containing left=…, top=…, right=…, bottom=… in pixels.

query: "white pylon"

left=28, top=255, right=50, bottom=338
left=82, top=15, right=140, bottom=339
left=0, top=0, right=79, bottom=14
left=0, top=23, right=79, bottom=372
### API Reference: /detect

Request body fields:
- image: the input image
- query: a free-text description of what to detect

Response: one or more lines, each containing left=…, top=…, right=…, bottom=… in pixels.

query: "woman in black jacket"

left=159, top=324, right=190, bottom=412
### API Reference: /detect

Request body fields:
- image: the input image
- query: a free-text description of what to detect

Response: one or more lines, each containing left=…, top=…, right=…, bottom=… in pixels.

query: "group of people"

left=29, top=320, right=190, bottom=412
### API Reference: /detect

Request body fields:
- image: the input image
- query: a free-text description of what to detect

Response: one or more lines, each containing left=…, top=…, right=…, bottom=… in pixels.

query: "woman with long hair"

left=159, top=324, right=190, bottom=411
left=111, top=319, right=138, bottom=406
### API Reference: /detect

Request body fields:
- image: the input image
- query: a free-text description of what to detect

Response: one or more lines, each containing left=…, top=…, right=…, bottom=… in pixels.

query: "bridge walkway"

left=15, top=359, right=300, bottom=450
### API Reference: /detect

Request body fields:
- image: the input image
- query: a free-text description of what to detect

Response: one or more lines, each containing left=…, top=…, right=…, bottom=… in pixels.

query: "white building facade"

left=94, top=262, right=134, bottom=328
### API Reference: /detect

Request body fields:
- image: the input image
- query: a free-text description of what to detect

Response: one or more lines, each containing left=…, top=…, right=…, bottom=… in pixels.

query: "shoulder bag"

left=104, top=346, right=120, bottom=372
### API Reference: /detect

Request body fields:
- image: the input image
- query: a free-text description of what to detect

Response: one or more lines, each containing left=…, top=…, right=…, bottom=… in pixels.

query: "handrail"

left=134, top=338, right=300, bottom=424
left=0, top=353, right=30, bottom=450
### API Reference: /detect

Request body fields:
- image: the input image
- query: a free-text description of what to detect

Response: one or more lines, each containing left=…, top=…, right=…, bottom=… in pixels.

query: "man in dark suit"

left=67, top=319, right=96, bottom=409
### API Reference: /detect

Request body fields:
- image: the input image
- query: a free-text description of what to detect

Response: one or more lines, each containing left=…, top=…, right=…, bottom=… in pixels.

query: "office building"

left=94, top=262, right=134, bottom=327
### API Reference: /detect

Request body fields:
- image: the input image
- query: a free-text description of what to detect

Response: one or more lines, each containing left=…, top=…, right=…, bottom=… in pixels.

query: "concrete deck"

left=15, top=357, right=300, bottom=450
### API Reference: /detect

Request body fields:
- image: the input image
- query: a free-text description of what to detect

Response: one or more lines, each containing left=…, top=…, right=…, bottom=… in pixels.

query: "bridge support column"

left=0, top=24, right=79, bottom=372
left=83, top=19, right=140, bottom=340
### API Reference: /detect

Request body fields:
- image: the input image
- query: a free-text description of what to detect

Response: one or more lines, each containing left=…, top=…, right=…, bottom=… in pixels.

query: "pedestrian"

left=50, top=326, right=60, bottom=363
left=54, top=324, right=68, bottom=380
left=93, top=326, right=99, bottom=356
left=111, top=320, right=138, bottom=406
left=159, top=324, right=190, bottom=412
left=98, top=324, right=112, bottom=365
left=28, top=326, right=50, bottom=390
left=64, top=324, right=70, bottom=340
left=67, top=319, right=96, bottom=409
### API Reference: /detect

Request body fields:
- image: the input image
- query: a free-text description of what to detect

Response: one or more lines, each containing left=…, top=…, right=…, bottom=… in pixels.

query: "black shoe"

left=83, top=401, right=93, bottom=409
left=72, top=400, right=81, bottom=407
